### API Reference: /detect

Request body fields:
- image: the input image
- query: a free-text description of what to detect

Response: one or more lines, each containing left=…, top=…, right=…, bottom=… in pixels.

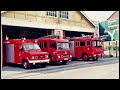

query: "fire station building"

left=1, top=11, right=98, bottom=40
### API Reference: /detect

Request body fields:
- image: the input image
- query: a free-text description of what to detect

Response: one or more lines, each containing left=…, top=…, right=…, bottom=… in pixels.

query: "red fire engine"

left=36, top=35, right=72, bottom=65
left=3, top=38, right=50, bottom=69
left=69, top=35, right=104, bottom=60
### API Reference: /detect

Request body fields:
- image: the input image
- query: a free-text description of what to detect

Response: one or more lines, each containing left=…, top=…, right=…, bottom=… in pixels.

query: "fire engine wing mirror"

left=19, top=45, right=24, bottom=51
left=19, top=46, right=24, bottom=51
left=20, top=48, right=23, bottom=51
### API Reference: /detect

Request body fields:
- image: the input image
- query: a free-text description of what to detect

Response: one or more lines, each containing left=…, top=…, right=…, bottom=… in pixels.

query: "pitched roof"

left=1, top=11, right=7, bottom=14
left=80, top=11, right=96, bottom=27
left=107, top=11, right=117, bottom=20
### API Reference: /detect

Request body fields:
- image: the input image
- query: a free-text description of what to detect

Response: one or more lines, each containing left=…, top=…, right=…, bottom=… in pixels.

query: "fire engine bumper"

left=92, top=54, right=104, bottom=58
left=54, top=58, right=72, bottom=62
left=29, top=59, right=50, bottom=63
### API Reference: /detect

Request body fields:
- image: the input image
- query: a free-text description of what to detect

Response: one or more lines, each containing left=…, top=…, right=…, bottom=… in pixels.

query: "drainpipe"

left=116, top=40, right=117, bottom=58
left=1, top=24, right=3, bottom=69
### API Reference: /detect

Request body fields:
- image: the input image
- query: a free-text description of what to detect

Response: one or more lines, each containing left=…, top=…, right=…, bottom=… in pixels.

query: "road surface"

left=1, top=57, right=119, bottom=79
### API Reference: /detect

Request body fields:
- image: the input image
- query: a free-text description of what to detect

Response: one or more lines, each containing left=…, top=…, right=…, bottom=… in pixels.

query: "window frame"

left=60, top=11, right=69, bottom=19
left=47, top=11, right=57, bottom=17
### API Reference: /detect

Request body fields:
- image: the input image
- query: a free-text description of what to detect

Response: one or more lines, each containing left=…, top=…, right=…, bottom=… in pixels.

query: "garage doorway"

left=2, top=25, right=54, bottom=40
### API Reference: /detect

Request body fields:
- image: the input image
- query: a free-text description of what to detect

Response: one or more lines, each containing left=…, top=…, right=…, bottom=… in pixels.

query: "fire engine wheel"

left=61, top=61, right=67, bottom=65
left=92, top=57, right=98, bottom=61
left=82, top=54, right=89, bottom=61
left=22, top=60, right=30, bottom=69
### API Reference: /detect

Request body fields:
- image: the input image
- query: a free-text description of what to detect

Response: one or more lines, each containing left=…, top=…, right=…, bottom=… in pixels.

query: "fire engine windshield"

left=57, top=42, right=70, bottom=50
left=23, top=44, right=40, bottom=50
left=93, top=40, right=103, bottom=47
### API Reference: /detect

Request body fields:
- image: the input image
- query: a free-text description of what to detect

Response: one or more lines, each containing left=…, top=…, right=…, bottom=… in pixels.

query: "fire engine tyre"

left=22, top=60, right=30, bottom=69
left=61, top=61, right=67, bottom=65
left=92, top=57, right=98, bottom=61
left=82, top=54, right=89, bottom=61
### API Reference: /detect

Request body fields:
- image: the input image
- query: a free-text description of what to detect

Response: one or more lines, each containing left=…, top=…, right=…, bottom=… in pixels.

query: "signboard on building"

left=99, top=19, right=119, bottom=41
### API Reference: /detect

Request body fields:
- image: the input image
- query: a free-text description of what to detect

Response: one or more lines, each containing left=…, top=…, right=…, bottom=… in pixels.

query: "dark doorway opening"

left=2, top=25, right=52, bottom=40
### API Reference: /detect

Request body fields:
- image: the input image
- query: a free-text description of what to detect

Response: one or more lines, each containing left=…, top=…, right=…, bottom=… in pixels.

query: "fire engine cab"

left=69, top=35, right=104, bottom=61
left=3, top=38, right=50, bottom=69
left=36, top=35, right=72, bottom=65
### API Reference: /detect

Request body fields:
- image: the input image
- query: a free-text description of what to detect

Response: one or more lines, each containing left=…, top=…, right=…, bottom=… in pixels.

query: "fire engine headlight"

left=45, top=55, right=48, bottom=58
left=32, top=56, right=35, bottom=59
left=58, top=56, right=60, bottom=58
left=70, top=55, right=72, bottom=57
left=94, top=54, right=96, bottom=56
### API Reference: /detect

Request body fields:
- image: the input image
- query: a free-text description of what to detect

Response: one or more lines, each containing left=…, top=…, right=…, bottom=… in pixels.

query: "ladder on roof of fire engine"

left=69, top=34, right=93, bottom=41
left=38, top=35, right=61, bottom=39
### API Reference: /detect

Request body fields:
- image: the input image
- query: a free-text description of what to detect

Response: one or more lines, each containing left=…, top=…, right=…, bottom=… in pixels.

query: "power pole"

left=58, top=11, right=60, bottom=24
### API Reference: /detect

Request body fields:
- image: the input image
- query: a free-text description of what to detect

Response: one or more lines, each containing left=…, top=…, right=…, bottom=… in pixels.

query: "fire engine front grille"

left=39, top=55, right=45, bottom=58
left=62, top=55, right=69, bottom=58
left=96, top=51, right=102, bottom=54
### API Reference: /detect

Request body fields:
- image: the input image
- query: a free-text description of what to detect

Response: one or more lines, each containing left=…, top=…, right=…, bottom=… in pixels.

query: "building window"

left=47, top=11, right=57, bottom=17
left=60, top=11, right=68, bottom=19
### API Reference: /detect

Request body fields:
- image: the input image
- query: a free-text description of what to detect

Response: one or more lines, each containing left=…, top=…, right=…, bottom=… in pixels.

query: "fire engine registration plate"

left=64, top=58, right=68, bottom=60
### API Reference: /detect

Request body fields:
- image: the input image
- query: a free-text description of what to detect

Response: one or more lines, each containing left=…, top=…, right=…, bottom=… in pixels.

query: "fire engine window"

left=44, top=42, right=47, bottom=48
left=23, top=44, right=40, bottom=50
left=39, top=42, right=44, bottom=49
left=93, top=40, right=103, bottom=47
left=75, top=42, right=79, bottom=46
left=57, top=42, right=70, bottom=50
left=78, top=42, right=80, bottom=46
left=75, top=42, right=77, bottom=46
left=39, top=43, right=41, bottom=48
left=50, top=43, right=56, bottom=49
left=42, top=42, right=44, bottom=48
left=86, top=41, right=90, bottom=46
left=80, top=41, right=85, bottom=46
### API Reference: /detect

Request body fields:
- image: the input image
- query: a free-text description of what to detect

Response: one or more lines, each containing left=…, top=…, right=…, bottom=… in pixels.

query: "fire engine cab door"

left=49, top=41, right=56, bottom=57
left=18, top=45, right=24, bottom=63
left=77, top=40, right=85, bottom=58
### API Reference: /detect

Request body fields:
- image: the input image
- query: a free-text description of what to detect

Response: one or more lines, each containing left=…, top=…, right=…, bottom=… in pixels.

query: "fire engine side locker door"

left=6, top=44, right=14, bottom=63
left=70, top=41, right=75, bottom=57
left=79, top=40, right=85, bottom=58
left=75, top=40, right=81, bottom=58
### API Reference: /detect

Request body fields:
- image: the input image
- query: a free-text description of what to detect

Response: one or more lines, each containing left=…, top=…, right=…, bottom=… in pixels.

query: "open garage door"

left=63, top=30, right=94, bottom=38
left=2, top=25, right=54, bottom=40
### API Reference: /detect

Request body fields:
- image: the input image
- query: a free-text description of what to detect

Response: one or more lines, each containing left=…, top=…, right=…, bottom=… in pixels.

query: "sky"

left=83, top=11, right=115, bottom=22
